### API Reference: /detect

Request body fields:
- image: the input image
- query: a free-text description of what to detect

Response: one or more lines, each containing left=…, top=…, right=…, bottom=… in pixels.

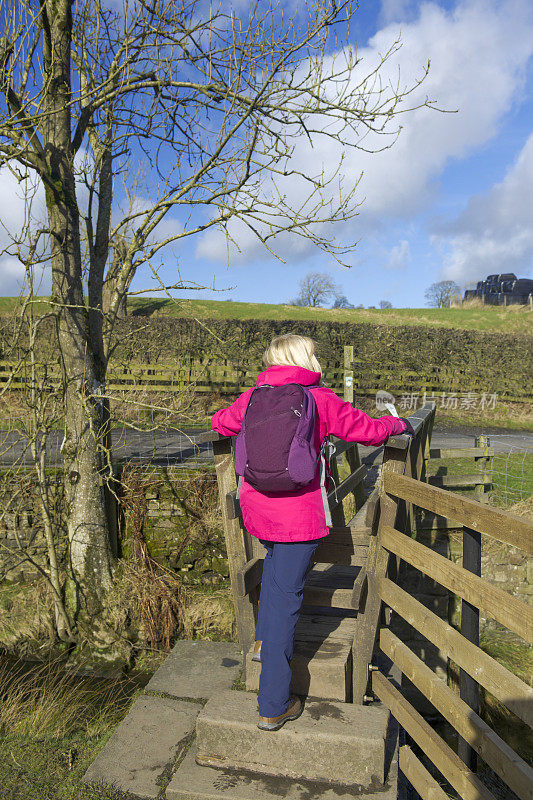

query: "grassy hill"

left=128, top=297, right=533, bottom=335
left=0, top=295, right=531, bottom=334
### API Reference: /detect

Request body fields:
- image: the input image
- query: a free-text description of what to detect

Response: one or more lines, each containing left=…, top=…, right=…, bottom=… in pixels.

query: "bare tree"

left=293, top=272, right=341, bottom=307
left=425, top=280, right=461, bottom=308
left=332, top=294, right=354, bottom=309
left=0, top=0, right=434, bottom=661
left=379, top=300, right=393, bottom=309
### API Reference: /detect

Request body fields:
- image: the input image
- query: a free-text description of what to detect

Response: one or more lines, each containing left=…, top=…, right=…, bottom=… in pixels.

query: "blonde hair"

left=262, top=333, right=321, bottom=374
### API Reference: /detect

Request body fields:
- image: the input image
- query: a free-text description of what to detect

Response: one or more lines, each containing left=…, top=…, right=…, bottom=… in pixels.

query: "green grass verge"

left=428, top=453, right=533, bottom=508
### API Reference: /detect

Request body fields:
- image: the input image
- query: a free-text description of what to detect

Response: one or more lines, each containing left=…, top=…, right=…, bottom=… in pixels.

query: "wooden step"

left=303, top=563, right=359, bottom=609
left=313, top=527, right=370, bottom=565
left=245, top=612, right=357, bottom=701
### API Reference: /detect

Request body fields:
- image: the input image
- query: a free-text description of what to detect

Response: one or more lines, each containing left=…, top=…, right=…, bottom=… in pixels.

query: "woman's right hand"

left=399, top=417, right=416, bottom=436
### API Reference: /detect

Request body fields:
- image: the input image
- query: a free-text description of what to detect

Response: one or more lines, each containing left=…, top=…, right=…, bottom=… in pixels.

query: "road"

left=0, top=427, right=531, bottom=468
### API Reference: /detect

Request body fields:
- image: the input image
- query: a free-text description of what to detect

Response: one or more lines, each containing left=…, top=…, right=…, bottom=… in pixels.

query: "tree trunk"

left=41, top=0, right=121, bottom=667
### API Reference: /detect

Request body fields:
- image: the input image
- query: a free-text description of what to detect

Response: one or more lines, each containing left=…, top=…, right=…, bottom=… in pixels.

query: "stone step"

left=245, top=636, right=352, bottom=701
left=167, top=740, right=398, bottom=800
left=194, top=690, right=390, bottom=788
left=82, top=695, right=200, bottom=799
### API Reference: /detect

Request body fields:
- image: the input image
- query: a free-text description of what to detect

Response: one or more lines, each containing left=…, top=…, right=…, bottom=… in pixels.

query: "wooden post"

left=345, top=442, right=366, bottom=512
left=212, top=437, right=256, bottom=659
left=474, top=434, right=490, bottom=503
left=344, top=345, right=354, bottom=404
left=352, top=440, right=410, bottom=704
left=329, top=446, right=346, bottom=528
left=458, top=524, right=481, bottom=771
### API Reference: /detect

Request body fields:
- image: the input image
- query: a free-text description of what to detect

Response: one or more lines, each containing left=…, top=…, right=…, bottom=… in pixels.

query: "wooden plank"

left=328, top=447, right=345, bottom=527
left=399, top=746, right=451, bottom=800
left=235, top=556, right=263, bottom=597
left=428, top=474, right=492, bottom=489
left=459, top=525, right=481, bottom=770
left=212, top=437, right=255, bottom=656
left=381, top=630, right=533, bottom=800
left=372, top=671, right=497, bottom=800
left=345, top=442, right=366, bottom=511
left=379, top=578, right=533, bottom=727
left=429, top=447, right=494, bottom=459
left=225, top=490, right=239, bottom=520
left=294, top=613, right=356, bottom=643
left=381, top=525, right=533, bottom=642
left=352, top=434, right=412, bottom=703
left=382, top=471, right=533, bottom=554
left=304, top=565, right=356, bottom=609
left=327, top=464, right=366, bottom=508
left=312, top=541, right=368, bottom=566
left=351, top=568, right=368, bottom=611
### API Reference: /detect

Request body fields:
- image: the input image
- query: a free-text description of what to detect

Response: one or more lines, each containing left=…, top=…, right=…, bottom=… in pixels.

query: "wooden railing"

left=364, top=427, right=533, bottom=800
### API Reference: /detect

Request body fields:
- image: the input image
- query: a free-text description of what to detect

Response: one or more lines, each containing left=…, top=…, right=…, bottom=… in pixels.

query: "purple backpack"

left=234, top=383, right=323, bottom=493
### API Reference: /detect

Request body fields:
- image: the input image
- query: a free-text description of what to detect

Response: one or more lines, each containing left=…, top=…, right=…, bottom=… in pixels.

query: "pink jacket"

left=210, top=365, right=408, bottom=542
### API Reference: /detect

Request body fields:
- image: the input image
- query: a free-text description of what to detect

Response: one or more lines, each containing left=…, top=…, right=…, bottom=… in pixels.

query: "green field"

left=131, top=297, right=533, bottom=335
left=0, top=295, right=532, bottom=335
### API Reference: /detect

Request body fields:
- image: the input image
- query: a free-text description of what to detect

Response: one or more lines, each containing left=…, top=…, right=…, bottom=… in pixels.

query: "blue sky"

left=163, top=0, right=533, bottom=308
left=1, top=0, right=532, bottom=309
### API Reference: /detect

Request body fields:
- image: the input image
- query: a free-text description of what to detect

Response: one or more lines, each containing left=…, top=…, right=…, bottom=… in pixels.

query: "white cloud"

left=196, top=0, right=533, bottom=265
left=436, top=132, right=533, bottom=283
left=0, top=167, right=47, bottom=295
left=387, top=239, right=411, bottom=270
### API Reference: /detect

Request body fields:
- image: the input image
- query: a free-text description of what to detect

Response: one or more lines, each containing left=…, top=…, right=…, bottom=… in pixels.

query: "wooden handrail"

left=380, top=629, right=533, bottom=800
left=381, top=524, right=532, bottom=641
left=379, top=577, right=532, bottom=727
left=382, top=471, right=533, bottom=553
left=373, top=672, right=497, bottom=800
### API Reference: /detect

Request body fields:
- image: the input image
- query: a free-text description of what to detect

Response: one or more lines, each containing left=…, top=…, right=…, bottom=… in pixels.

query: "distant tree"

left=294, top=272, right=340, bottom=307
left=379, top=300, right=393, bottom=309
left=332, top=295, right=354, bottom=309
left=368, top=305, right=376, bottom=309
left=425, top=280, right=461, bottom=308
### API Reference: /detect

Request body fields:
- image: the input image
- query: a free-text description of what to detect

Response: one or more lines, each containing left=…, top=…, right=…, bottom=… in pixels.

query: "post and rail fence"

left=0, top=352, right=530, bottom=402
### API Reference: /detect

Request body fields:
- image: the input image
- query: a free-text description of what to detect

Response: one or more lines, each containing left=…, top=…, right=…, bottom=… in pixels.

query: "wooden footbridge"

left=82, top=402, right=532, bottom=800
left=193, top=401, right=533, bottom=800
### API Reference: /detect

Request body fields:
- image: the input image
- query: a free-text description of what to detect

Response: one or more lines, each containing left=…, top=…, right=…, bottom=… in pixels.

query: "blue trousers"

left=255, top=538, right=320, bottom=718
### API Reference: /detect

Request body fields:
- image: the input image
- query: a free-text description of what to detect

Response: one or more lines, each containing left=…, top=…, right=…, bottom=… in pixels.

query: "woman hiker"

left=210, top=333, right=414, bottom=731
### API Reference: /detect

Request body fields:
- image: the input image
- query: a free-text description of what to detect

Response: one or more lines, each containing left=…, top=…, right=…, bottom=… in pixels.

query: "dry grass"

left=0, top=578, right=55, bottom=651
left=0, top=655, right=137, bottom=741
left=507, top=495, right=533, bottom=519
left=181, top=585, right=235, bottom=641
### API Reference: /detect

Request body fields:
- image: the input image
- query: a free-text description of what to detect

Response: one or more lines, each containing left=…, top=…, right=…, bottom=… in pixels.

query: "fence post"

left=344, top=345, right=354, bottom=404
left=352, top=441, right=410, bottom=704
left=474, top=434, right=490, bottom=503
left=458, top=524, right=481, bottom=771
left=212, top=436, right=256, bottom=659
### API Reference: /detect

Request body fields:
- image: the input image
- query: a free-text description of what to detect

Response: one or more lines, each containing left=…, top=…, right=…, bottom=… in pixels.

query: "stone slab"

left=144, top=640, right=242, bottom=699
left=167, top=741, right=398, bottom=800
left=246, top=638, right=351, bottom=701
left=195, top=690, right=389, bottom=788
left=82, top=695, right=199, bottom=798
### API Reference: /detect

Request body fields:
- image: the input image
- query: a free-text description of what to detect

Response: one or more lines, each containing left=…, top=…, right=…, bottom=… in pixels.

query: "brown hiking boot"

left=257, top=695, right=303, bottom=731
left=252, top=640, right=262, bottom=662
